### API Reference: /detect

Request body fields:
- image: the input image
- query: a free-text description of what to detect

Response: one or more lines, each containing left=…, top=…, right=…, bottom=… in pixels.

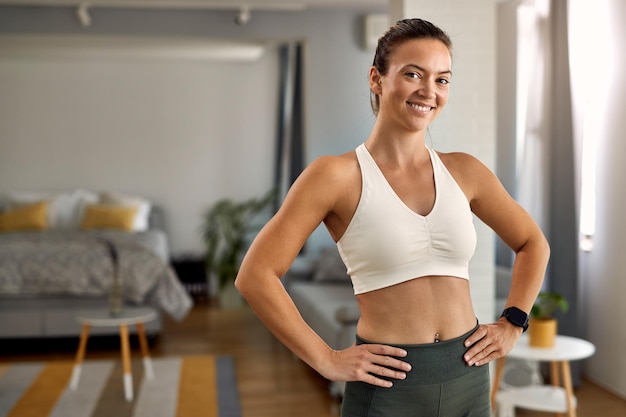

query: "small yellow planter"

left=528, top=317, right=557, bottom=348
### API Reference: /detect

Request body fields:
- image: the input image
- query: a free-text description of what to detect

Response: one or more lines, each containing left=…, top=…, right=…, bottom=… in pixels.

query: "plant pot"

left=528, top=317, right=557, bottom=348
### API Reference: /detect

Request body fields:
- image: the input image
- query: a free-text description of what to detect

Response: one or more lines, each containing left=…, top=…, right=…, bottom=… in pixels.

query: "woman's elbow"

left=234, top=271, right=250, bottom=297
left=534, top=230, right=551, bottom=263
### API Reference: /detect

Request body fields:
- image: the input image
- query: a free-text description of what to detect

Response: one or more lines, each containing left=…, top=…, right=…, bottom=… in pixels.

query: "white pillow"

left=99, top=191, right=151, bottom=232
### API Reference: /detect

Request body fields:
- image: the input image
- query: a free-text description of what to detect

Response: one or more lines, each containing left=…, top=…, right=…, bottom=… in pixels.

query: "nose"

left=417, top=81, right=436, bottom=99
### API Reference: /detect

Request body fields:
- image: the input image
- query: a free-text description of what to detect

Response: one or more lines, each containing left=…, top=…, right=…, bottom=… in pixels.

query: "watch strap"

left=501, top=307, right=529, bottom=332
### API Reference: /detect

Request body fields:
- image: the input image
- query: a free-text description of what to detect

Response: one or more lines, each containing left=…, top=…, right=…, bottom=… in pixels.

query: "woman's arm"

left=443, top=153, right=550, bottom=366
left=235, top=156, right=411, bottom=387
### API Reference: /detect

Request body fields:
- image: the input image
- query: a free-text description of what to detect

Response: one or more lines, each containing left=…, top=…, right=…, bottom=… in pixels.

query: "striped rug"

left=0, top=355, right=241, bottom=417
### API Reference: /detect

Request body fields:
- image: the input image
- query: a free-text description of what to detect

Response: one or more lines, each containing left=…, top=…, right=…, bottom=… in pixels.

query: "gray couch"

left=284, top=246, right=359, bottom=396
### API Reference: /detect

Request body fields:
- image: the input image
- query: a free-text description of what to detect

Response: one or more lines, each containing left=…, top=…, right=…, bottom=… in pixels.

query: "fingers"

left=343, top=344, right=412, bottom=388
left=464, top=325, right=488, bottom=348
left=463, top=322, right=520, bottom=366
left=364, top=344, right=412, bottom=383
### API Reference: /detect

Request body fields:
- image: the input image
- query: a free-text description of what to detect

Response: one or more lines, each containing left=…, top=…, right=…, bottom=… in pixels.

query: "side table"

left=69, top=306, right=158, bottom=401
left=491, top=334, right=595, bottom=417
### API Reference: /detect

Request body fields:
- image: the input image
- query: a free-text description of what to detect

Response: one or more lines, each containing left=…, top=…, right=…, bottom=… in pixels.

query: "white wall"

left=389, top=0, right=497, bottom=324
left=0, top=48, right=278, bottom=256
left=581, top=0, right=626, bottom=399
left=0, top=7, right=380, bottom=257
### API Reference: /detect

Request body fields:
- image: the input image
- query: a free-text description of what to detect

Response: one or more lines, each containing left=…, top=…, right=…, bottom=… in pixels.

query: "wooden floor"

left=3, top=301, right=626, bottom=417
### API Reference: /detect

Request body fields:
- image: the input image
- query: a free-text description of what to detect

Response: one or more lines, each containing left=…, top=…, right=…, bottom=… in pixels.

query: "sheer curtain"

left=514, top=0, right=582, bottom=381
left=515, top=0, right=552, bottom=262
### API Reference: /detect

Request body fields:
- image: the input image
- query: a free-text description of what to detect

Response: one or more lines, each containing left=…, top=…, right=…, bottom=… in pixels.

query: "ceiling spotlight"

left=234, top=6, right=251, bottom=26
left=76, top=3, right=92, bottom=28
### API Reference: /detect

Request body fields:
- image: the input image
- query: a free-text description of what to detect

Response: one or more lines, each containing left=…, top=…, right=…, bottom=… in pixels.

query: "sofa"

left=0, top=189, right=193, bottom=339
left=284, top=246, right=359, bottom=396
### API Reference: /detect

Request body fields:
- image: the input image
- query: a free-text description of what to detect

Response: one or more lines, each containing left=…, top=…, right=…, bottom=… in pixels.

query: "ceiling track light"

left=234, top=6, right=251, bottom=26
left=76, top=3, right=92, bottom=28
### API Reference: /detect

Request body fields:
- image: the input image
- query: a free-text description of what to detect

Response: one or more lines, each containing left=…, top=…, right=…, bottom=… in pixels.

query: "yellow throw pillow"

left=0, top=201, right=49, bottom=232
left=80, top=204, right=138, bottom=231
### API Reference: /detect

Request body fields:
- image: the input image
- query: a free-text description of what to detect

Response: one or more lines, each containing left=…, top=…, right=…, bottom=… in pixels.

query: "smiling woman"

left=234, top=17, right=549, bottom=417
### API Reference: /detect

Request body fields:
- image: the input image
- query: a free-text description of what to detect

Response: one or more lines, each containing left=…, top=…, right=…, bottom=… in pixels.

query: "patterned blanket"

left=0, top=231, right=192, bottom=320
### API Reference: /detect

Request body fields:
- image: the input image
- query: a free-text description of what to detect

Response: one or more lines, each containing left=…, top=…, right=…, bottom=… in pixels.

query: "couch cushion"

left=8, top=189, right=99, bottom=229
left=80, top=204, right=138, bottom=231
left=335, top=304, right=361, bottom=324
left=312, top=247, right=351, bottom=284
left=0, top=201, right=48, bottom=232
left=100, top=191, right=152, bottom=232
left=288, top=281, right=358, bottom=350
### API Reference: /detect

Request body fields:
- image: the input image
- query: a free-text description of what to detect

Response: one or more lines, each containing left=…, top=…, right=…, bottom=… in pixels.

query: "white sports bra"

left=336, top=144, right=477, bottom=295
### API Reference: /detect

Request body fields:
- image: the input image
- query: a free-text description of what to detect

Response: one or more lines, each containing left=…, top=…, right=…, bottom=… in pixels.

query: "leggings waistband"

left=355, top=321, right=481, bottom=386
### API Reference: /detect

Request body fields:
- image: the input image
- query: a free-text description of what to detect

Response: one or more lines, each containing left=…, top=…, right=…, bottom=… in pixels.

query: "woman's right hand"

left=320, top=343, right=412, bottom=388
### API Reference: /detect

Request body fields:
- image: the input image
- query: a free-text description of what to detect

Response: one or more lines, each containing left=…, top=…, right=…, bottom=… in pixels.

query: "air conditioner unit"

left=363, top=13, right=389, bottom=50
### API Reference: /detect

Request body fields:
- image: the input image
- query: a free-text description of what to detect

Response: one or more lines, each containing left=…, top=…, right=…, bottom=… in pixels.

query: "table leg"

left=120, top=324, right=133, bottom=401
left=491, top=356, right=507, bottom=411
left=561, top=361, right=576, bottom=417
left=550, top=360, right=563, bottom=417
left=70, top=323, right=91, bottom=390
left=551, top=360, right=561, bottom=386
left=136, top=322, right=154, bottom=380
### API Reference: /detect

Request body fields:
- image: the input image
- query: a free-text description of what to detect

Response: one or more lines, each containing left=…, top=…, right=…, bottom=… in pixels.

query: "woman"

left=235, top=18, right=549, bottom=416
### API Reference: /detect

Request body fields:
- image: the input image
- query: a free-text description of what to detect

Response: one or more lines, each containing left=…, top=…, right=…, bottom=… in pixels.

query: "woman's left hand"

left=462, top=319, right=523, bottom=366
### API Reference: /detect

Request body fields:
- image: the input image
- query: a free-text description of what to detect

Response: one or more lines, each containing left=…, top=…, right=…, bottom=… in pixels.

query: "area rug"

left=0, top=355, right=241, bottom=417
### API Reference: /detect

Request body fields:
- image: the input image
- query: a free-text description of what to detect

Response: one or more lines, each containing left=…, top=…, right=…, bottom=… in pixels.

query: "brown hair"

left=370, top=18, right=453, bottom=116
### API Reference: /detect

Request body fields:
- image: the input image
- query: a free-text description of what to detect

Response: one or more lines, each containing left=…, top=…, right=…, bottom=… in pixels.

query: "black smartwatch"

left=500, top=307, right=529, bottom=332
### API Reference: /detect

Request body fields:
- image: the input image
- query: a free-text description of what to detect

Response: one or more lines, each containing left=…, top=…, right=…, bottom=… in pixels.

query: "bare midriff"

left=355, top=275, right=477, bottom=345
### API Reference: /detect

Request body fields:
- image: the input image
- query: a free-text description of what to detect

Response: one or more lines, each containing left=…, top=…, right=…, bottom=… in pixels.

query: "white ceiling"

left=0, top=0, right=387, bottom=11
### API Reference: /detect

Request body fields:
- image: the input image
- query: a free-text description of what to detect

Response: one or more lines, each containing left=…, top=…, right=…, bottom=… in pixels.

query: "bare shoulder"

left=296, top=150, right=360, bottom=192
left=436, top=151, right=496, bottom=197
left=308, top=150, right=359, bottom=176
left=437, top=150, right=488, bottom=173
left=279, top=149, right=360, bottom=214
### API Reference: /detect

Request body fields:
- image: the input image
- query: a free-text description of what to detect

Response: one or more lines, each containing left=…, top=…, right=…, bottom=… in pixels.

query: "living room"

left=1, top=0, right=625, bottom=416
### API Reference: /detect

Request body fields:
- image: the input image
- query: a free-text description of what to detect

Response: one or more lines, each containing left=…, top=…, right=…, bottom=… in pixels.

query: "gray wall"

left=0, top=6, right=382, bottom=256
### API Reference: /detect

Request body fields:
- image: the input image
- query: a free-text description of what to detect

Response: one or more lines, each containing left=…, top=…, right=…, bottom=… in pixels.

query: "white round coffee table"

left=69, top=307, right=158, bottom=401
left=491, top=334, right=595, bottom=417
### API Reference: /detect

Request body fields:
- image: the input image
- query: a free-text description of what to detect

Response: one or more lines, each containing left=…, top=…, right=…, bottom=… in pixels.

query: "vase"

left=528, top=317, right=557, bottom=348
left=109, top=277, right=123, bottom=317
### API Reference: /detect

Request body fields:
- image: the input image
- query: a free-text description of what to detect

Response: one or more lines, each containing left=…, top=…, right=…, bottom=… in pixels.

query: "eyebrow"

left=407, top=64, right=452, bottom=76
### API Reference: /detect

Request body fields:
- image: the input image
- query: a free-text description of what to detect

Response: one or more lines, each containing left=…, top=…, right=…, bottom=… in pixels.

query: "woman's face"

left=371, top=38, right=452, bottom=134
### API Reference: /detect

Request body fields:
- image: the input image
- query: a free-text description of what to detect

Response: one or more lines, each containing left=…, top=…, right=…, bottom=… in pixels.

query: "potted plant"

left=528, top=291, right=569, bottom=347
left=201, top=189, right=276, bottom=307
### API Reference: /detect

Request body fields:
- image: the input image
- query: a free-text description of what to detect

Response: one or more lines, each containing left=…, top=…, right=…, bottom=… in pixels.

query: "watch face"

left=507, top=308, right=527, bottom=326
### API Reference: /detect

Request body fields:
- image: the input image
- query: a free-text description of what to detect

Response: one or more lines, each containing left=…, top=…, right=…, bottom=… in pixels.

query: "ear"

left=368, top=67, right=382, bottom=94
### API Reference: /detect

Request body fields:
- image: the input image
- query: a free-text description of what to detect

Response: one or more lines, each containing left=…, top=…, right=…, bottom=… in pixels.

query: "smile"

left=408, top=102, right=433, bottom=112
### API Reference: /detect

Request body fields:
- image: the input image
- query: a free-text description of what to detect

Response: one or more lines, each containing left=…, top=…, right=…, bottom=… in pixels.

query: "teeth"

left=409, top=103, right=432, bottom=112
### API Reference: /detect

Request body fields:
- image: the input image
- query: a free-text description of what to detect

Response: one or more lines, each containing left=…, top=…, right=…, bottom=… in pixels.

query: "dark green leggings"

left=341, top=324, right=491, bottom=417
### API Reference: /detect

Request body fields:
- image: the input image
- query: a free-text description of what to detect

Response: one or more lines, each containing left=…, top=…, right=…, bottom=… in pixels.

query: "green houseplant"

left=529, top=291, right=569, bottom=347
left=201, top=189, right=276, bottom=303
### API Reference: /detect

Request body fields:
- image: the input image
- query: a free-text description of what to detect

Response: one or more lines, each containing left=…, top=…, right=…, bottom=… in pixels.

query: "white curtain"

left=568, top=0, right=613, bottom=252
left=515, top=0, right=552, bottom=240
